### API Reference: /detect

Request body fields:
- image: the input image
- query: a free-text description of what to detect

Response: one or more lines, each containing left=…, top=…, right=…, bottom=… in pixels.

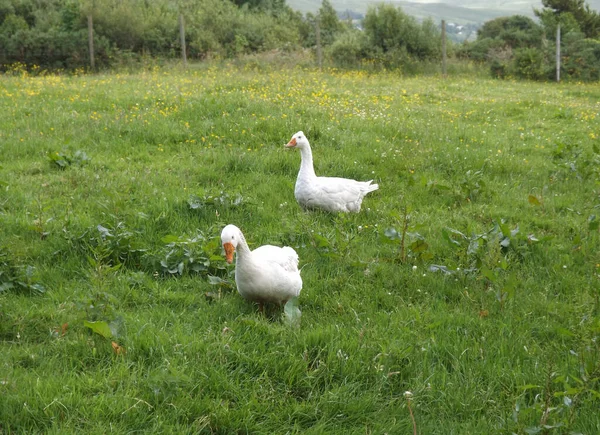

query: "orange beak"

left=223, top=242, right=235, bottom=264
left=285, top=137, right=297, bottom=148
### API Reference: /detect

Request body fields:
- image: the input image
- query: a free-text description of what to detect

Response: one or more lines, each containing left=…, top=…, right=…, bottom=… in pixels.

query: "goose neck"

left=235, top=231, right=251, bottom=260
left=299, top=145, right=316, bottom=178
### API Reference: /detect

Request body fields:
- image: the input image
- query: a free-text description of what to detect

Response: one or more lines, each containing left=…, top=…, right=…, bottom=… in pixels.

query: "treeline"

left=1, top=0, right=599, bottom=81
left=459, top=0, right=600, bottom=81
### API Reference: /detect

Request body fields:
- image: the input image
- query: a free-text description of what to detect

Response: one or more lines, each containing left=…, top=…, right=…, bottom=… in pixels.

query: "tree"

left=317, top=0, right=343, bottom=46
left=362, top=4, right=440, bottom=62
left=477, top=15, right=543, bottom=49
left=534, top=0, right=600, bottom=38
left=231, top=0, right=289, bottom=15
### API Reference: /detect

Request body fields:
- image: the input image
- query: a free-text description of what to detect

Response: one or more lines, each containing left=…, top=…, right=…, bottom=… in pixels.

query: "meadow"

left=1, top=62, right=599, bottom=434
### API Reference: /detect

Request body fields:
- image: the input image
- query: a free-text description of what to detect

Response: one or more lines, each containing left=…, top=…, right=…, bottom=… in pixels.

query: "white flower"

left=404, top=391, right=413, bottom=399
left=412, top=265, right=417, bottom=271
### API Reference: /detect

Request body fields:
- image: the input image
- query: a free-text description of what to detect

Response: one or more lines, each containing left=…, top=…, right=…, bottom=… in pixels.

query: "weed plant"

left=0, top=64, right=599, bottom=433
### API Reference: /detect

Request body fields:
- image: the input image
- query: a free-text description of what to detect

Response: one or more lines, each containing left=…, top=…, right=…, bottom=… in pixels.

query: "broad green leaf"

left=187, top=196, right=205, bottom=209
left=429, top=264, right=454, bottom=275
left=29, top=283, right=46, bottom=294
left=408, top=239, right=428, bottom=254
left=284, top=297, right=301, bottom=328
left=109, top=317, right=125, bottom=338
left=528, top=194, right=541, bottom=206
left=527, top=234, right=539, bottom=243
left=420, top=251, right=434, bottom=261
left=498, top=221, right=511, bottom=237
left=384, top=227, right=399, bottom=239
left=518, top=384, right=541, bottom=391
left=161, top=235, right=181, bottom=244
left=312, top=234, right=330, bottom=248
left=467, top=238, right=480, bottom=255
left=84, top=320, right=113, bottom=338
left=480, top=267, right=497, bottom=282
left=207, top=275, right=227, bottom=286
left=589, top=215, right=599, bottom=231
left=555, top=327, right=575, bottom=337
left=0, top=282, right=15, bottom=292
left=502, top=274, right=517, bottom=298
left=442, top=228, right=462, bottom=247
left=97, top=225, right=112, bottom=238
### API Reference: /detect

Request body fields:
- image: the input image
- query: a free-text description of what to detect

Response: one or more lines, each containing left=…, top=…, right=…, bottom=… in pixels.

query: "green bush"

left=560, top=32, right=600, bottom=81
left=512, top=47, right=544, bottom=80
left=0, top=26, right=114, bottom=70
left=0, top=0, right=302, bottom=70
left=361, top=4, right=441, bottom=70
left=329, top=30, right=367, bottom=68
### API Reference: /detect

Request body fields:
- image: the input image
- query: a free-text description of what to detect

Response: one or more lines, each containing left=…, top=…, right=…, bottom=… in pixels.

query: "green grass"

left=1, top=63, right=599, bottom=433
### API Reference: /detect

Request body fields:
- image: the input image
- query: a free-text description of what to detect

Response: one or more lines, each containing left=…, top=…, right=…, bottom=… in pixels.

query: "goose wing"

left=252, top=245, right=300, bottom=273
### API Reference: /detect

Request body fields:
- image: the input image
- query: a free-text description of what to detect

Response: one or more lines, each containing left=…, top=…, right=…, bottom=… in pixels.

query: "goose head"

left=285, top=131, right=310, bottom=149
left=221, top=224, right=240, bottom=264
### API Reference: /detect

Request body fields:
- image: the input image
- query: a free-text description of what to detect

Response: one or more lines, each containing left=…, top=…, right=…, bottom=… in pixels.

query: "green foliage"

left=152, top=231, right=227, bottom=278
left=560, top=32, right=600, bottom=81
left=383, top=208, right=432, bottom=263
left=535, top=0, right=600, bottom=38
left=329, top=29, right=367, bottom=68
left=459, top=168, right=486, bottom=201
left=1, top=66, right=600, bottom=433
left=0, top=251, right=45, bottom=294
left=65, top=222, right=146, bottom=269
left=47, top=149, right=90, bottom=169
left=0, top=0, right=301, bottom=69
left=513, top=47, right=545, bottom=80
left=187, top=191, right=246, bottom=211
left=362, top=4, right=441, bottom=67
left=301, top=0, right=347, bottom=51
left=461, top=15, right=545, bottom=79
left=83, top=319, right=113, bottom=339
left=463, top=8, right=600, bottom=82
left=551, top=139, right=600, bottom=181
left=317, top=0, right=344, bottom=46
left=283, top=296, right=301, bottom=328
left=478, top=15, right=544, bottom=48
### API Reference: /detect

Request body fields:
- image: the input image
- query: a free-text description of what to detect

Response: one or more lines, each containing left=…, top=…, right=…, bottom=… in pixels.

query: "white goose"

left=220, top=224, right=302, bottom=311
left=285, top=131, right=379, bottom=212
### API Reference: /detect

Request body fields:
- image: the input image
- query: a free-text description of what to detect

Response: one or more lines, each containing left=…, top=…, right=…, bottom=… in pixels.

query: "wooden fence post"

left=441, top=19, right=447, bottom=78
left=315, top=18, right=322, bottom=70
left=179, top=13, right=187, bottom=68
left=88, top=14, right=95, bottom=71
left=556, top=23, right=561, bottom=82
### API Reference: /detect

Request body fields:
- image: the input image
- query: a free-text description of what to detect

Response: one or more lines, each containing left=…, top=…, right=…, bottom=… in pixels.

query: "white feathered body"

left=221, top=225, right=302, bottom=306
left=287, top=131, right=379, bottom=213
left=235, top=244, right=302, bottom=304
left=295, top=174, right=379, bottom=213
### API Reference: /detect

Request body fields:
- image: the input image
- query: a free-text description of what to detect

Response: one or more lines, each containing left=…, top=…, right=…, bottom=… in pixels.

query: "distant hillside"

left=288, top=0, right=600, bottom=25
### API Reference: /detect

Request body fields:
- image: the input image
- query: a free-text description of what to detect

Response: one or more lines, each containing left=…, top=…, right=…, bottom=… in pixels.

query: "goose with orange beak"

left=285, top=131, right=379, bottom=212
left=220, top=224, right=302, bottom=311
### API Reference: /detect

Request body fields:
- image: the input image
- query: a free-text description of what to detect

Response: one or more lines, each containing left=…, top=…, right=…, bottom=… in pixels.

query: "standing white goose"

left=220, top=224, right=302, bottom=311
left=285, top=131, right=379, bottom=212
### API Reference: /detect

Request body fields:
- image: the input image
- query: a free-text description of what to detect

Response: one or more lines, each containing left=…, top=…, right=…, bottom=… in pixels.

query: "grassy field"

left=1, top=63, right=599, bottom=433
